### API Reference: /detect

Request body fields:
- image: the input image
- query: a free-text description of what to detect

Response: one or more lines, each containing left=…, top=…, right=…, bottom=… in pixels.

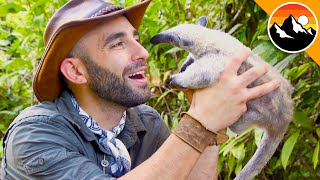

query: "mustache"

left=123, top=60, right=147, bottom=76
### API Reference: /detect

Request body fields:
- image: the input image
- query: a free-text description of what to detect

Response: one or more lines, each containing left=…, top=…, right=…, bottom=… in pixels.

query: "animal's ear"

left=196, top=16, right=208, bottom=27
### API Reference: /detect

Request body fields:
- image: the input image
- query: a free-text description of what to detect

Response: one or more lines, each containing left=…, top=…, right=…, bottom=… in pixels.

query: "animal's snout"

left=168, top=75, right=187, bottom=90
left=150, top=34, right=163, bottom=45
left=150, top=33, right=180, bottom=45
left=169, top=75, right=175, bottom=85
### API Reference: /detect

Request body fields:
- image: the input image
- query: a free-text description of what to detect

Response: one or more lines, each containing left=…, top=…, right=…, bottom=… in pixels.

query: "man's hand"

left=187, top=50, right=281, bottom=133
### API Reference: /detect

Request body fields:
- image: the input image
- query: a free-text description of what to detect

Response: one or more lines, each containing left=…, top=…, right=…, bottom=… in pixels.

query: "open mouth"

left=128, top=70, right=148, bottom=85
left=128, top=70, right=145, bottom=79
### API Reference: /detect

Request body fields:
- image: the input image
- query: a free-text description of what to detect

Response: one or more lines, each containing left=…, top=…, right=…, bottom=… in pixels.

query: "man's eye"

left=111, top=42, right=124, bottom=48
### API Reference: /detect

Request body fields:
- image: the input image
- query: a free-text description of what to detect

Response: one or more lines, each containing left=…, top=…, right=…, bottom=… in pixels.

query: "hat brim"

left=33, top=0, right=151, bottom=102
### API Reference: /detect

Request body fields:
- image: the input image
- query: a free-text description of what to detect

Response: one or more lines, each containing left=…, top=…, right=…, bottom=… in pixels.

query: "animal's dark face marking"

left=180, top=56, right=194, bottom=73
left=150, top=33, right=174, bottom=45
left=150, top=33, right=193, bottom=49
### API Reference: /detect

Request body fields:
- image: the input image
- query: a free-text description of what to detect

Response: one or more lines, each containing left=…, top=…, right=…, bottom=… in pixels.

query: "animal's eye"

left=182, top=39, right=193, bottom=47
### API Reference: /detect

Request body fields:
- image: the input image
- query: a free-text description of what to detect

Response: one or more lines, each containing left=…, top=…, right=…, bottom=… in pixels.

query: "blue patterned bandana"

left=69, top=93, right=131, bottom=177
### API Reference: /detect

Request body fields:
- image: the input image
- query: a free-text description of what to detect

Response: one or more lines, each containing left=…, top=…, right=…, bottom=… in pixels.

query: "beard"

left=82, top=55, right=151, bottom=108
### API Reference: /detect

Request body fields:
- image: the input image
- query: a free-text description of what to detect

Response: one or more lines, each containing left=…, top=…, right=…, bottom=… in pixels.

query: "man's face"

left=79, top=16, right=151, bottom=107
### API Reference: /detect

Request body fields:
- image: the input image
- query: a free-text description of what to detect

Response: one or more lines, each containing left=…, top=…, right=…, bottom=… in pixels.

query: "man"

left=1, top=0, right=280, bottom=179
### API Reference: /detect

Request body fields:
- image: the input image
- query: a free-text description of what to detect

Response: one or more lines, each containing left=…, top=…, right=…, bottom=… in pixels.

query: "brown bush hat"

left=33, top=0, right=151, bottom=102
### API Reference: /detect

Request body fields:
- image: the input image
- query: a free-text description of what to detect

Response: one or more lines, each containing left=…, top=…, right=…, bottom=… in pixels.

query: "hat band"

left=91, top=5, right=124, bottom=18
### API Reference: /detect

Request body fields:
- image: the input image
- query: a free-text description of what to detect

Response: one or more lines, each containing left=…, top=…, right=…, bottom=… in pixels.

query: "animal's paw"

left=169, top=74, right=188, bottom=89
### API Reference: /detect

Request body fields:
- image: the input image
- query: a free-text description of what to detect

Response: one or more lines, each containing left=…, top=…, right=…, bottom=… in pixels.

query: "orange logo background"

left=268, top=3, right=317, bottom=30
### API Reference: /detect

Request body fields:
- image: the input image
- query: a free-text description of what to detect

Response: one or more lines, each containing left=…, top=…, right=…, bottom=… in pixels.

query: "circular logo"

left=268, top=2, right=318, bottom=53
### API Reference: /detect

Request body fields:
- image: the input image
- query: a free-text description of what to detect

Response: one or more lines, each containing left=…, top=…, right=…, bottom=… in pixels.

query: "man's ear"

left=196, top=16, right=208, bottom=27
left=60, top=58, right=88, bottom=85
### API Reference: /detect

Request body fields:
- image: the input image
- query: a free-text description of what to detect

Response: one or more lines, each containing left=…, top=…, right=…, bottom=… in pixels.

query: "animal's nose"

left=168, top=75, right=186, bottom=90
left=150, top=33, right=166, bottom=45
left=150, top=34, right=162, bottom=45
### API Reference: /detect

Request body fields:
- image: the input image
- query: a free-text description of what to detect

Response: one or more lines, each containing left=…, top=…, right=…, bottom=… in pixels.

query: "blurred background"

left=0, top=0, right=319, bottom=179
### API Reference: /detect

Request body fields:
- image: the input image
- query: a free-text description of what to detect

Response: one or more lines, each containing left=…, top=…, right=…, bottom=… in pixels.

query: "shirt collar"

left=68, top=92, right=127, bottom=136
left=55, top=91, right=147, bottom=149
left=119, top=107, right=147, bottom=148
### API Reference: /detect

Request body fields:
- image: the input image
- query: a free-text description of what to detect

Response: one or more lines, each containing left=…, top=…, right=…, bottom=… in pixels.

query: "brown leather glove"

left=173, top=113, right=228, bottom=152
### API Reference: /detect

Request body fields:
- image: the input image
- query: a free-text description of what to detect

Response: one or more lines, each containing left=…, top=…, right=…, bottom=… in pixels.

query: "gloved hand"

left=186, top=50, right=281, bottom=133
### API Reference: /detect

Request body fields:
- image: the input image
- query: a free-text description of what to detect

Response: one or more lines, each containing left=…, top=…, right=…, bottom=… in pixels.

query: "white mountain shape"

left=274, top=23, right=294, bottom=39
left=307, top=28, right=313, bottom=35
left=291, top=16, right=308, bottom=34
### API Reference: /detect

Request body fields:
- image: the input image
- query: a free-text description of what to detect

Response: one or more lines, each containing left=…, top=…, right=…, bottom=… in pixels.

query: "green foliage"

left=0, top=0, right=69, bottom=159
left=281, top=130, right=300, bottom=170
left=140, top=0, right=320, bottom=179
left=0, top=0, right=319, bottom=179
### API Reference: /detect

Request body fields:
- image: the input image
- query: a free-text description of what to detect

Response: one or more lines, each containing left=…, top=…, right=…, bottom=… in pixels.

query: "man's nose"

left=131, top=40, right=149, bottom=62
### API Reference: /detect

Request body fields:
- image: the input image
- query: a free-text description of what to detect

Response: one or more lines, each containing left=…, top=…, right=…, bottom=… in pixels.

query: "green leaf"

left=221, top=128, right=253, bottom=156
left=162, top=70, right=171, bottom=82
left=165, top=47, right=183, bottom=54
left=177, top=91, right=184, bottom=101
left=227, top=154, right=236, bottom=178
left=252, top=41, right=282, bottom=65
left=0, top=3, right=25, bottom=17
left=154, top=89, right=175, bottom=107
left=235, top=161, right=243, bottom=176
left=293, top=111, right=313, bottom=128
left=316, top=128, right=320, bottom=138
left=0, top=40, right=10, bottom=46
left=227, top=24, right=242, bottom=35
left=281, top=130, right=300, bottom=169
left=0, top=110, right=17, bottom=116
left=149, top=61, right=161, bottom=84
left=274, top=54, right=298, bottom=73
left=313, top=141, right=319, bottom=169
left=254, top=128, right=263, bottom=146
left=163, top=114, right=169, bottom=127
left=287, top=63, right=310, bottom=80
left=167, top=58, right=177, bottom=69
left=218, top=155, right=224, bottom=175
left=173, top=117, right=180, bottom=129
left=231, top=143, right=245, bottom=160
left=256, top=35, right=269, bottom=41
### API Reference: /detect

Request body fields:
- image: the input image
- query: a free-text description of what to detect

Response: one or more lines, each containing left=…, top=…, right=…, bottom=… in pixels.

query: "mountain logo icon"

left=267, top=2, right=318, bottom=53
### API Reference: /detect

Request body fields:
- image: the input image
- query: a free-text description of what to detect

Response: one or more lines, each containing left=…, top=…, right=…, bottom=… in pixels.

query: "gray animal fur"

left=150, top=16, right=294, bottom=180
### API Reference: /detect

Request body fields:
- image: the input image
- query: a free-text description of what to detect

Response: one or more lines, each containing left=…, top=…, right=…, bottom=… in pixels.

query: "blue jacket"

left=1, top=91, right=170, bottom=179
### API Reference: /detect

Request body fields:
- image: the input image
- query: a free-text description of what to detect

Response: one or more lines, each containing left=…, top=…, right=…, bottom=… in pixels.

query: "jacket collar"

left=55, top=91, right=147, bottom=151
